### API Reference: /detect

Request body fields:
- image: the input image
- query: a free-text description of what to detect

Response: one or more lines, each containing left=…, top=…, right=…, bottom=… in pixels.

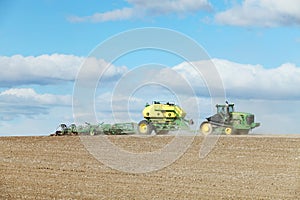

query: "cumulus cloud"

left=173, top=59, right=300, bottom=100
left=77, top=57, right=128, bottom=82
left=128, top=0, right=212, bottom=14
left=0, top=88, right=72, bottom=121
left=215, top=0, right=300, bottom=27
left=68, top=8, right=134, bottom=23
left=68, top=0, right=212, bottom=23
left=0, top=88, right=71, bottom=105
left=0, top=54, right=128, bottom=87
left=0, top=54, right=82, bottom=86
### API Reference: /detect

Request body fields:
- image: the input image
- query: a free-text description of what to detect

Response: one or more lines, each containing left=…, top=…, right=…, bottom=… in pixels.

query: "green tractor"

left=200, top=102, right=260, bottom=135
left=52, top=123, right=78, bottom=136
left=137, top=101, right=193, bottom=135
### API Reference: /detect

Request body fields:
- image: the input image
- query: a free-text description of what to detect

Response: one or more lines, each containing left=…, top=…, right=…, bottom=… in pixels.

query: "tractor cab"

left=206, top=103, right=233, bottom=124
left=216, top=103, right=234, bottom=115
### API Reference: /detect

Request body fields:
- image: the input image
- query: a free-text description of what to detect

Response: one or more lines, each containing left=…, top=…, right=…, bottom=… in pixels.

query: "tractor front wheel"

left=138, top=120, right=153, bottom=135
left=200, top=122, right=213, bottom=136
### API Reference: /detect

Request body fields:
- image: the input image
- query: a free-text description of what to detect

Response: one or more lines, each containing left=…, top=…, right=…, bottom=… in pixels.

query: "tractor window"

left=217, top=106, right=226, bottom=115
left=228, top=105, right=234, bottom=113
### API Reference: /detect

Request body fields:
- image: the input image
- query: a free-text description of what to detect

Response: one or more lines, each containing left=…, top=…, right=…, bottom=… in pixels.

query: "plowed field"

left=1, top=135, right=299, bottom=199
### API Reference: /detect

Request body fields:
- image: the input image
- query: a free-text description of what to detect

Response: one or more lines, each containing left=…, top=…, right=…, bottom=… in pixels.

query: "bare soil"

left=0, top=135, right=299, bottom=199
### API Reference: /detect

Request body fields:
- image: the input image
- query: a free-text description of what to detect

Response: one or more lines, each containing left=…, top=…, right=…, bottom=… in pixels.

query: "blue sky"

left=0, top=0, right=300, bottom=135
left=1, top=0, right=299, bottom=66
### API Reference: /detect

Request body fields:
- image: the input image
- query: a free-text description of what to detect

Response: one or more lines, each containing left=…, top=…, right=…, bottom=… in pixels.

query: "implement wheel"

left=138, top=120, right=153, bottom=135
left=200, top=122, right=213, bottom=136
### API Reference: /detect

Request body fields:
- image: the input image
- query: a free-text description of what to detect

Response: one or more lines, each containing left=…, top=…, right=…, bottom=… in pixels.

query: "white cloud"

left=128, top=0, right=212, bottom=14
left=215, top=0, right=300, bottom=27
left=0, top=54, right=127, bottom=87
left=78, top=57, right=127, bottom=82
left=214, top=59, right=300, bottom=99
left=0, top=88, right=71, bottom=105
left=0, top=54, right=82, bottom=86
left=68, top=0, right=212, bottom=23
left=0, top=88, right=72, bottom=121
left=173, top=59, right=300, bottom=100
left=68, top=8, right=134, bottom=23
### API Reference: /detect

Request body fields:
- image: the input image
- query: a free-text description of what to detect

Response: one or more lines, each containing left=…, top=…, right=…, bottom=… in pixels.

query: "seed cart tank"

left=138, top=101, right=193, bottom=134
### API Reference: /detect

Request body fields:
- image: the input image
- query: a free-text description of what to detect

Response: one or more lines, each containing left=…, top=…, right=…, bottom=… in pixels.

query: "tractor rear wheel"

left=200, top=122, right=213, bottom=135
left=138, top=120, right=153, bottom=135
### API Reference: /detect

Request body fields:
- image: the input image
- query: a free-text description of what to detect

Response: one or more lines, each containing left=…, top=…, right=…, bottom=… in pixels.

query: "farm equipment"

left=138, top=101, right=193, bottom=134
left=51, top=124, right=78, bottom=136
left=200, top=102, right=260, bottom=135
left=75, top=122, right=100, bottom=135
left=109, top=122, right=138, bottom=135
left=77, top=122, right=137, bottom=135
left=51, top=122, right=137, bottom=136
left=51, top=101, right=260, bottom=136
